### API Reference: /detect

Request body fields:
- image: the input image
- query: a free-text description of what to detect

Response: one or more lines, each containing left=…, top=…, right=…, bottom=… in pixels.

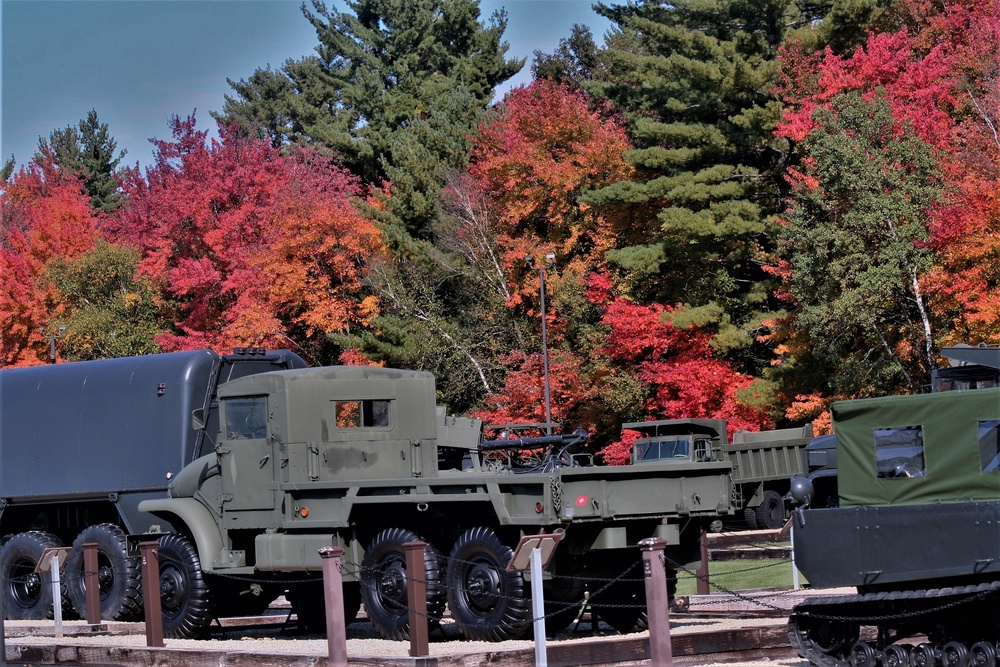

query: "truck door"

left=219, top=395, right=275, bottom=512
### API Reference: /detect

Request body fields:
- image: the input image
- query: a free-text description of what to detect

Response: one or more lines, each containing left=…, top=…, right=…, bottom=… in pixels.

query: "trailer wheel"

left=360, top=528, right=445, bottom=640
left=0, top=531, right=64, bottom=620
left=755, top=490, right=785, bottom=530
left=446, top=527, right=530, bottom=642
left=155, top=533, right=213, bottom=638
left=743, top=506, right=759, bottom=529
left=65, top=524, right=143, bottom=621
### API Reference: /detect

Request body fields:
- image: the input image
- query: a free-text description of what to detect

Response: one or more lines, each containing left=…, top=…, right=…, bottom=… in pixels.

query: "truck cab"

left=626, top=419, right=725, bottom=464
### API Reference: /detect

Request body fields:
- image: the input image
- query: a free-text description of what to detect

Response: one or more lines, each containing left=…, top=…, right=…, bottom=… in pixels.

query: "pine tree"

left=34, top=110, right=125, bottom=214
left=581, top=0, right=881, bottom=374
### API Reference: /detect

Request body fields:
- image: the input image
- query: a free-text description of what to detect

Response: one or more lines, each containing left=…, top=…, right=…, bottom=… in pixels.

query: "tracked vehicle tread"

left=788, top=581, right=1000, bottom=666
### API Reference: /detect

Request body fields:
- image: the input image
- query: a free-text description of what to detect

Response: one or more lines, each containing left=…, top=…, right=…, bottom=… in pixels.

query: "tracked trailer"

left=787, top=387, right=1000, bottom=667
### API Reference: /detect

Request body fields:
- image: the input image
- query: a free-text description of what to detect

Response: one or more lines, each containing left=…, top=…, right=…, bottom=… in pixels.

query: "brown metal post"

left=696, top=529, right=710, bottom=595
left=639, top=537, right=673, bottom=667
left=404, top=541, right=429, bottom=657
left=319, top=547, right=348, bottom=667
left=83, top=542, right=101, bottom=625
left=139, top=541, right=164, bottom=648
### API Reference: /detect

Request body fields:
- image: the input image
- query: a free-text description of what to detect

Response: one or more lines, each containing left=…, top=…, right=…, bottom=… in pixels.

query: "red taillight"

left=575, top=495, right=588, bottom=507
left=535, top=502, right=544, bottom=513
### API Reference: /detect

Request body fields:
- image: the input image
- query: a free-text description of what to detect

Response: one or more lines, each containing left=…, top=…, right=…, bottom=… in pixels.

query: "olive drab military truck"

left=134, top=364, right=735, bottom=641
left=627, top=418, right=814, bottom=528
left=0, top=348, right=307, bottom=621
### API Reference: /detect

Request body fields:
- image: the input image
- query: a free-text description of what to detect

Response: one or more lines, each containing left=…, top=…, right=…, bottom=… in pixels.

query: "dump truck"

left=626, top=418, right=813, bottom=528
left=0, top=348, right=307, bottom=621
left=131, top=364, right=735, bottom=641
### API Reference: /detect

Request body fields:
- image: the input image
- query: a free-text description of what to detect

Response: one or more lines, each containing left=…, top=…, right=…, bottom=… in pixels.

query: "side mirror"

left=192, top=408, right=206, bottom=431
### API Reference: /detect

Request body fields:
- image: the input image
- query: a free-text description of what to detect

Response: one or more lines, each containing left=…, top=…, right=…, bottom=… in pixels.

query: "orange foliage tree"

left=108, top=115, right=382, bottom=360
left=0, top=161, right=101, bottom=366
left=469, top=79, right=636, bottom=327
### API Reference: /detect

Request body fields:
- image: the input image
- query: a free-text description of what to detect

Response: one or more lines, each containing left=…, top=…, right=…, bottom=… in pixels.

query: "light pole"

left=40, top=325, right=66, bottom=364
left=526, top=254, right=555, bottom=434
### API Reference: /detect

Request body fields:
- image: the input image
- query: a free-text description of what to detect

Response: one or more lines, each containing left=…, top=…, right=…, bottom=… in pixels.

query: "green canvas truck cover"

left=833, top=387, right=1000, bottom=507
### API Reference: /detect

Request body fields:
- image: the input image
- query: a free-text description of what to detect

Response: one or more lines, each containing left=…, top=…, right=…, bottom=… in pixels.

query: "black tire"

left=743, top=505, right=759, bottom=529
left=446, top=527, right=531, bottom=642
left=755, top=490, right=785, bottom=530
left=64, top=523, right=143, bottom=621
left=589, top=553, right=645, bottom=634
left=0, top=531, right=63, bottom=620
left=360, top=528, right=445, bottom=641
left=288, top=580, right=363, bottom=633
left=155, top=533, right=213, bottom=638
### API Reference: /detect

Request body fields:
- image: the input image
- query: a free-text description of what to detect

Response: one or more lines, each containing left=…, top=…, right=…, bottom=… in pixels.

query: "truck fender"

left=137, top=497, right=224, bottom=573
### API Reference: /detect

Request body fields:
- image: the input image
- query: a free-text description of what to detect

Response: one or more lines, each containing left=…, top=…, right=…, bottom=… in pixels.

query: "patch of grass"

left=674, top=558, right=806, bottom=595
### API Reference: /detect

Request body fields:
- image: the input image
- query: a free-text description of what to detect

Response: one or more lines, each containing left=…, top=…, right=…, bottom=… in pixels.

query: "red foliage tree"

left=470, top=349, right=597, bottom=430
left=108, top=115, right=382, bottom=357
left=0, top=162, right=101, bottom=366
left=590, top=273, right=773, bottom=463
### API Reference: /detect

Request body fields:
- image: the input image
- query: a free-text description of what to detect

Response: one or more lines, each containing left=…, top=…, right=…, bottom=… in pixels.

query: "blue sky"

left=1, top=0, right=613, bottom=171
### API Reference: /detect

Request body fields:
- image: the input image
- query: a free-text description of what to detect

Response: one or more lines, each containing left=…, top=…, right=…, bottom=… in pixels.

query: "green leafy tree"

left=772, top=92, right=941, bottom=398
left=1, top=156, right=14, bottom=183
left=217, top=0, right=522, bottom=240
left=34, top=110, right=126, bottom=213
left=44, top=242, right=164, bottom=360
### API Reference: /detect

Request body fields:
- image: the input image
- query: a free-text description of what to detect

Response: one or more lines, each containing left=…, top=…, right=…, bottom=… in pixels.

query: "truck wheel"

left=65, top=524, right=143, bottom=621
left=361, top=528, right=445, bottom=641
left=755, top=490, right=785, bottom=530
left=743, top=506, right=759, bottom=529
left=155, top=533, right=213, bottom=638
left=0, top=531, right=63, bottom=620
left=446, top=527, right=531, bottom=641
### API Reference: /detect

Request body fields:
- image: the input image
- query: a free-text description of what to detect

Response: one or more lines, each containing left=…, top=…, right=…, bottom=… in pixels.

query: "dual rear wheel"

left=0, top=524, right=142, bottom=623
left=359, top=526, right=532, bottom=642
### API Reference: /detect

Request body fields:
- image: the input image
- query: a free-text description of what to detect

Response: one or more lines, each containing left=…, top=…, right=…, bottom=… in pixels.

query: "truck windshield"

left=636, top=438, right=691, bottom=461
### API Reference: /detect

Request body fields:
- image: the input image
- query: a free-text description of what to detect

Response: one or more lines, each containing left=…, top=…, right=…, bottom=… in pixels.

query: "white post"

left=50, top=552, right=63, bottom=639
left=531, top=546, right=547, bottom=667
left=790, top=521, right=801, bottom=590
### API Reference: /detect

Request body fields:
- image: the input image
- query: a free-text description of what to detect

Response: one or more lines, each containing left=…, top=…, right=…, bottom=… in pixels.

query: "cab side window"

left=225, top=396, right=268, bottom=440
left=334, top=400, right=391, bottom=428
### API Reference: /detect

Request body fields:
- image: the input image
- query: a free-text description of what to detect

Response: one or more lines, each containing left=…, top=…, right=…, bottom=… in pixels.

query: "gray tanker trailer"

left=0, top=348, right=306, bottom=621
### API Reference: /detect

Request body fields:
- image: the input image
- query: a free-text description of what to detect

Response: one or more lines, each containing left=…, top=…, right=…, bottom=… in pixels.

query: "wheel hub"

left=98, top=563, right=114, bottom=595
left=159, top=567, right=185, bottom=611
left=378, top=560, right=407, bottom=610
left=465, top=562, right=501, bottom=612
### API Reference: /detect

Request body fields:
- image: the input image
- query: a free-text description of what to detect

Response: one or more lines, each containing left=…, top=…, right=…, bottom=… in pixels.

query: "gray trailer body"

left=0, top=348, right=307, bottom=539
left=1, top=350, right=215, bottom=502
